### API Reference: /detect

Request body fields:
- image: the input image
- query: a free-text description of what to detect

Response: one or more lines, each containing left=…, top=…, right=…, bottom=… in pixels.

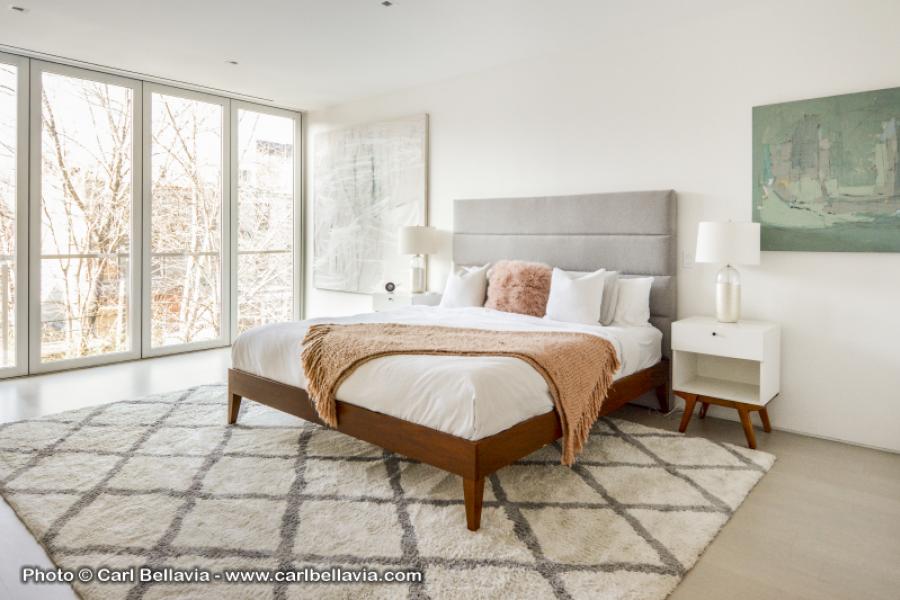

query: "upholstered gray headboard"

left=452, top=190, right=677, bottom=356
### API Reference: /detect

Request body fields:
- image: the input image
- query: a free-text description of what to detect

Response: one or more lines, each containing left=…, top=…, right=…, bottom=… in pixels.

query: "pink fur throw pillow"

left=485, top=260, right=553, bottom=317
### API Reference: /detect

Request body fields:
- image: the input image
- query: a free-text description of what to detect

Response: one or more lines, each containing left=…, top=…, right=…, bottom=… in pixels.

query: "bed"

left=227, top=190, right=677, bottom=530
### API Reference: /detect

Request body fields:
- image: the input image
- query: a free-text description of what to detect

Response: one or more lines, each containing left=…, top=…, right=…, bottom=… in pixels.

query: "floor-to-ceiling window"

left=233, top=104, right=299, bottom=334
left=145, top=87, right=228, bottom=354
left=0, top=53, right=301, bottom=379
left=31, top=63, right=141, bottom=370
left=0, top=53, right=28, bottom=377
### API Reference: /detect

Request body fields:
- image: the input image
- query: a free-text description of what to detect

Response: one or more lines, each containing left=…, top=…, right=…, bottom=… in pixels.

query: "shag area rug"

left=0, top=384, right=774, bottom=600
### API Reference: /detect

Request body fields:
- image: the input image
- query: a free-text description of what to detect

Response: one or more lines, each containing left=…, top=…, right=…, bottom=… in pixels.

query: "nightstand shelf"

left=672, top=317, right=780, bottom=448
left=674, top=376, right=760, bottom=406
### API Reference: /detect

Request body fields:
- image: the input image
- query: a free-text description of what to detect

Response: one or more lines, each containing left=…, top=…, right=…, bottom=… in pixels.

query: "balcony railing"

left=0, top=247, right=293, bottom=365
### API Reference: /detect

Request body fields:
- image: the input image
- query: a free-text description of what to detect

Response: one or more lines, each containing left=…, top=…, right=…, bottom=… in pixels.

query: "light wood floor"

left=1, top=351, right=898, bottom=599
left=0, top=349, right=231, bottom=423
left=626, top=405, right=900, bottom=600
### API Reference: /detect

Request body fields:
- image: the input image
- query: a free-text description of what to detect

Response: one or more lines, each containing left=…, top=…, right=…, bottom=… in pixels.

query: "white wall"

left=305, top=1, right=900, bottom=452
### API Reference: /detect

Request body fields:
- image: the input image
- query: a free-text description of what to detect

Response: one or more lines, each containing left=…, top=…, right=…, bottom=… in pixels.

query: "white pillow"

left=545, top=268, right=607, bottom=324
left=612, top=277, right=653, bottom=326
left=568, top=269, right=619, bottom=325
left=598, top=271, right=619, bottom=325
left=440, top=264, right=489, bottom=308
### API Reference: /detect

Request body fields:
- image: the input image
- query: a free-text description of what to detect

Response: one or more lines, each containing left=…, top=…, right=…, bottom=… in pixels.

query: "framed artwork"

left=753, top=87, right=900, bottom=252
left=313, top=114, right=428, bottom=292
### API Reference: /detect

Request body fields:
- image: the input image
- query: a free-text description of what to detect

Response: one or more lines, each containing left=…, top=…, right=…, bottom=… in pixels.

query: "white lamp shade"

left=399, top=225, right=437, bottom=255
left=695, top=221, right=760, bottom=265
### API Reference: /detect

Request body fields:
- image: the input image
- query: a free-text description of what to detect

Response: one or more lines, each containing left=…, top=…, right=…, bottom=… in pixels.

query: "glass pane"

left=150, top=92, right=223, bottom=347
left=150, top=254, right=221, bottom=346
left=236, top=109, right=294, bottom=332
left=237, top=110, right=293, bottom=250
left=39, top=71, right=134, bottom=362
left=40, top=257, right=129, bottom=361
left=0, top=63, right=16, bottom=368
left=237, top=252, right=292, bottom=333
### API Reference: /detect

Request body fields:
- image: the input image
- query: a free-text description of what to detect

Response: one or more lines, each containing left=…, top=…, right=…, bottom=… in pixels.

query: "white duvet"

left=232, top=306, right=662, bottom=440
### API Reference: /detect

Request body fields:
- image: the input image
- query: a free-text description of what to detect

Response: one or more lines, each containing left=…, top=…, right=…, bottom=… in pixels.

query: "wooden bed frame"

left=227, top=358, right=670, bottom=531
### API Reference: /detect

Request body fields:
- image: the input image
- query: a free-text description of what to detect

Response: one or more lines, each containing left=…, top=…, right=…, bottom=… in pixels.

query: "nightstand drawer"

left=373, top=294, right=404, bottom=312
left=672, top=321, right=764, bottom=361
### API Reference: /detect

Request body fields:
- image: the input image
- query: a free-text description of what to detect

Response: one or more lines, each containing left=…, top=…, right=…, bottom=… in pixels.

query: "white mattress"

left=232, top=306, right=662, bottom=440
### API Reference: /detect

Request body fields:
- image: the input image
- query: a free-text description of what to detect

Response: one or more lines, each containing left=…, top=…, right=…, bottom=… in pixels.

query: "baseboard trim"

left=671, top=401, right=899, bottom=455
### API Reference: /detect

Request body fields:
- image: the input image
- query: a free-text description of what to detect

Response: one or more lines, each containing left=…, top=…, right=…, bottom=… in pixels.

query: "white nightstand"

left=372, top=292, right=442, bottom=312
left=671, top=316, right=780, bottom=448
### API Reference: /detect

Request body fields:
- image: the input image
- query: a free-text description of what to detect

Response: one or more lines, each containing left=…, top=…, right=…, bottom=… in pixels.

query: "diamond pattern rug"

left=0, top=385, right=774, bottom=600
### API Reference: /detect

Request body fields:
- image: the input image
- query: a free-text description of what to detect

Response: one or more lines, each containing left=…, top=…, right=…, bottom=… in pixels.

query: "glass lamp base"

left=409, top=255, right=426, bottom=293
left=715, top=265, right=741, bottom=323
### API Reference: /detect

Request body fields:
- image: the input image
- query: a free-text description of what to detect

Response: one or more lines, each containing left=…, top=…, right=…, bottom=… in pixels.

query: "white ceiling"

left=0, top=0, right=726, bottom=111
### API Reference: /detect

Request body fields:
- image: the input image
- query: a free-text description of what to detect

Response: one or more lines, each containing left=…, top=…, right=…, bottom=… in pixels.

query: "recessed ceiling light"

left=9, top=5, right=27, bottom=12
left=225, top=60, right=239, bottom=66
left=381, top=1, right=393, bottom=6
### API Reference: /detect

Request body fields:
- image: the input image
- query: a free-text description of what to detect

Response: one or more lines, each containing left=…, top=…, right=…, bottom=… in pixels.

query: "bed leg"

left=463, top=477, right=485, bottom=531
left=655, top=382, right=670, bottom=413
left=228, top=391, right=242, bottom=425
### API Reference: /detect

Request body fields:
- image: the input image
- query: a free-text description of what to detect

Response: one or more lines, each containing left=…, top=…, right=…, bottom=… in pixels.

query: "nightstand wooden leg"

left=737, top=406, right=757, bottom=449
left=677, top=393, right=698, bottom=433
left=699, top=402, right=709, bottom=419
left=759, top=407, right=772, bottom=433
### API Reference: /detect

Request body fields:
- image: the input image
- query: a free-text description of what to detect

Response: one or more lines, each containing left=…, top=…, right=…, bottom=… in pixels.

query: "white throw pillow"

left=544, top=268, right=607, bottom=324
left=567, top=269, right=619, bottom=325
left=612, top=277, right=653, bottom=326
left=598, top=271, right=619, bottom=325
left=440, top=265, right=489, bottom=308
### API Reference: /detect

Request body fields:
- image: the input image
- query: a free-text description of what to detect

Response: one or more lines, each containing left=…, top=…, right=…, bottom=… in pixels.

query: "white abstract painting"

left=313, top=114, right=427, bottom=293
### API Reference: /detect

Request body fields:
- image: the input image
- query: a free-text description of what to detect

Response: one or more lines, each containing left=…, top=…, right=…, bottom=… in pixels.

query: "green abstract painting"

left=753, top=87, right=900, bottom=252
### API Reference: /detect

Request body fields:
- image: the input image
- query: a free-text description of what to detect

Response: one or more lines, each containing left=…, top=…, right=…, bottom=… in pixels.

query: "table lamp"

left=695, top=221, right=761, bottom=323
left=399, top=225, right=437, bottom=293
